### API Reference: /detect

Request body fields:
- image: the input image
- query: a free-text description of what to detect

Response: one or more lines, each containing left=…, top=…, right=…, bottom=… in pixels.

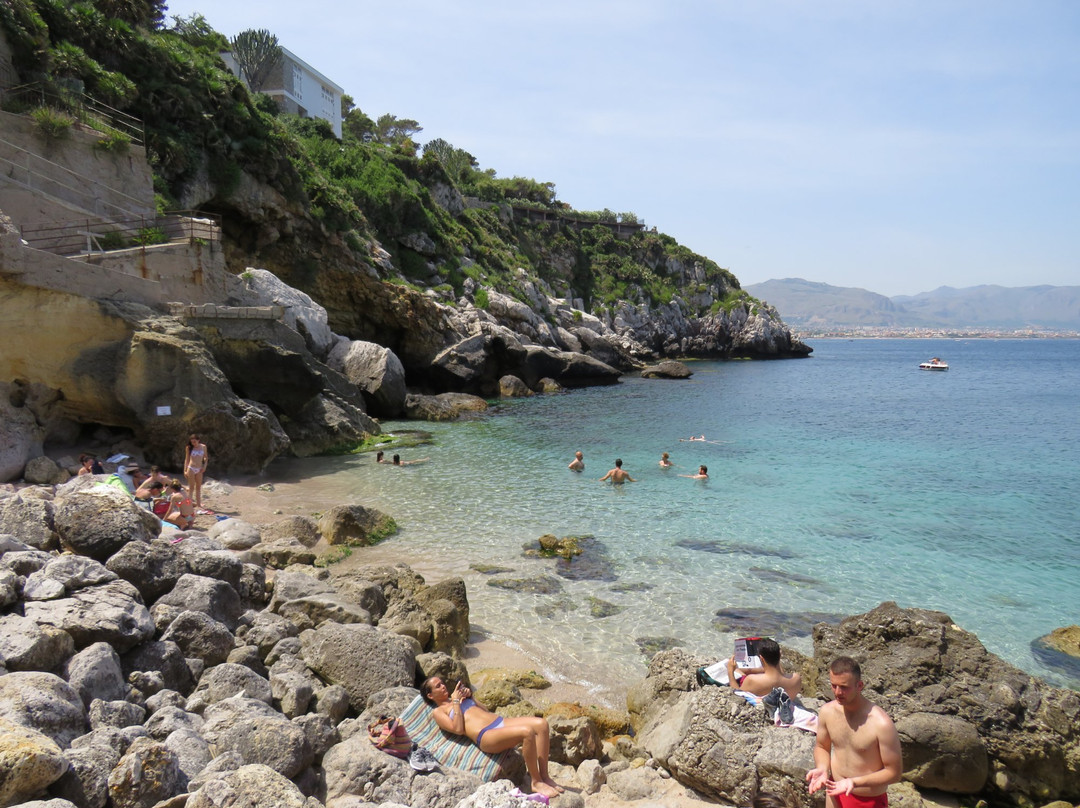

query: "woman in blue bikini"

left=421, top=676, right=563, bottom=798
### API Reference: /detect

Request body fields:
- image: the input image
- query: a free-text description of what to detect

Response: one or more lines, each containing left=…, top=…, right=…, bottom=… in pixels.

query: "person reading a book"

left=726, top=637, right=802, bottom=699
left=422, top=676, right=563, bottom=799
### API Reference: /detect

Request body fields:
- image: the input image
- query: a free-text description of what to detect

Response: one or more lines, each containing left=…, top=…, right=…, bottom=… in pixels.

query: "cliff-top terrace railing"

left=19, top=211, right=221, bottom=257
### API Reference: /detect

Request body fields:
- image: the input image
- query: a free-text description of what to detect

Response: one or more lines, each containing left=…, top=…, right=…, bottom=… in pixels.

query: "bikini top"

left=189, top=446, right=206, bottom=460
left=459, top=697, right=477, bottom=713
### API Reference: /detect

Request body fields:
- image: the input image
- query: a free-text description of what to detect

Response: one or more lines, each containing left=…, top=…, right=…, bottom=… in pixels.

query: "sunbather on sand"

left=422, top=676, right=563, bottom=798
left=163, top=480, right=195, bottom=529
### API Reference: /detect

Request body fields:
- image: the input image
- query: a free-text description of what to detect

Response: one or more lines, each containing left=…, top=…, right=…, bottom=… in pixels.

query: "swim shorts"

left=475, top=716, right=504, bottom=747
left=836, top=792, right=888, bottom=808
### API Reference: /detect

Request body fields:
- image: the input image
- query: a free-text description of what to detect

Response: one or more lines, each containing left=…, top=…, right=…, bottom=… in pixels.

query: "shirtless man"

left=680, top=464, right=709, bottom=480
left=599, top=458, right=636, bottom=483
left=568, top=451, right=584, bottom=471
left=725, top=638, right=801, bottom=698
left=806, top=657, right=902, bottom=808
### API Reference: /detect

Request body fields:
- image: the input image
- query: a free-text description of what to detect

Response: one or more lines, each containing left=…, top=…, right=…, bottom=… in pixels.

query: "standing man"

left=599, top=458, right=636, bottom=484
left=806, top=657, right=902, bottom=808
left=568, top=451, right=584, bottom=472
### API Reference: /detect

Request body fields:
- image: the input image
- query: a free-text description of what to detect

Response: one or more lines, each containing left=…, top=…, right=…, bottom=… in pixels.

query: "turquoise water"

left=265, top=339, right=1080, bottom=699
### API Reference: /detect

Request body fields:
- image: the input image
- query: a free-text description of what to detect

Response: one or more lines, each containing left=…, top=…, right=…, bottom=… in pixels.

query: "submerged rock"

left=487, top=575, right=564, bottom=595
left=712, top=606, right=843, bottom=639
left=675, top=538, right=799, bottom=559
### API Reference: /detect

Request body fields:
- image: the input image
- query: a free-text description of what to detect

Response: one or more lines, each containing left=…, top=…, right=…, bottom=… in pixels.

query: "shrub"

left=474, top=288, right=490, bottom=309
left=133, top=226, right=167, bottom=246
left=30, top=106, right=74, bottom=141
left=92, top=130, right=131, bottom=153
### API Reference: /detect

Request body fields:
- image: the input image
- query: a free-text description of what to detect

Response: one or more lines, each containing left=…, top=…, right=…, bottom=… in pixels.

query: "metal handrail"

left=19, top=211, right=221, bottom=257
left=0, top=143, right=151, bottom=220
left=0, top=82, right=144, bottom=146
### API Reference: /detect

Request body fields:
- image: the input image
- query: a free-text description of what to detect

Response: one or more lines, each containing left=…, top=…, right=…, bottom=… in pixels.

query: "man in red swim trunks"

left=806, top=656, right=902, bottom=808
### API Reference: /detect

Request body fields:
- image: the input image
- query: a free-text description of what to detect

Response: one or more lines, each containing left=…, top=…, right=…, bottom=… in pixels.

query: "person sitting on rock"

left=725, top=638, right=802, bottom=699
left=163, top=479, right=195, bottom=529
left=421, top=676, right=563, bottom=799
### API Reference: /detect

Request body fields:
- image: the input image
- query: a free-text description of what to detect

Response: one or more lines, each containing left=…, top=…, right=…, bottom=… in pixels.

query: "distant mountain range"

left=744, top=278, right=1080, bottom=332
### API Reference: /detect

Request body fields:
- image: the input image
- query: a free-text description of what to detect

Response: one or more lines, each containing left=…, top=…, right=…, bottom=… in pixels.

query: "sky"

left=160, top=1, right=1079, bottom=297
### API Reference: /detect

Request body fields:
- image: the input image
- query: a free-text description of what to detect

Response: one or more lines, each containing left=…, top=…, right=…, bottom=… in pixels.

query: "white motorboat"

left=919, top=357, right=949, bottom=371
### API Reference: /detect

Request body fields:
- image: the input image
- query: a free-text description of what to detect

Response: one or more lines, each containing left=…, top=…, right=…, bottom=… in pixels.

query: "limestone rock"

left=185, top=763, right=311, bottom=808
left=318, top=504, right=397, bottom=546
left=211, top=714, right=312, bottom=778
left=277, top=595, right=372, bottom=631
left=122, top=640, right=196, bottom=696
left=548, top=716, right=603, bottom=767
left=208, top=518, right=262, bottom=550
left=50, top=735, right=121, bottom=808
left=0, top=495, right=58, bottom=550
left=0, top=717, right=69, bottom=806
left=300, top=622, right=416, bottom=710
left=640, top=360, right=693, bottom=379
left=0, top=613, right=75, bottom=673
left=23, top=456, right=65, bottom=485
left=105, top=539, right=189, bottom=602
left=23, top=579, right=154, bottom=653
left=154, top=573, right=243, bottom=630
left=327, top=339, right=407, bottom=417
left=88, top=698, right=145, bottom=730
left=64, top=642, right=126, bottom=708
left=0, top=392, right=43, bottom=483
left=261, top=515, right=321, bottom=547
left=896, top=712, right=988, bottom=793
left=0, top=671, right=88, bottom=748
left=499, top=374, right=533, bottom=397
left=53, top=485, right=157, bottom=560
left=106, top=736, right=181, bottom=808
left=160, top=611, right=235, bottom=667
left=188, top=663, right=273, bottom=711
left=241, top=268, right=337, bottom=359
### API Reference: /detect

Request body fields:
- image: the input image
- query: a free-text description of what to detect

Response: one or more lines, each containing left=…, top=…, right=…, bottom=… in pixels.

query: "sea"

left=259, top=338, right=1080, bottom=703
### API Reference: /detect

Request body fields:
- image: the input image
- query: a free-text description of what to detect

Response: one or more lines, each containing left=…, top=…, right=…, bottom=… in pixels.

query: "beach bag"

left=152, top=498, right=169, bottom=517
left=369, top=716, right=412, bottom=759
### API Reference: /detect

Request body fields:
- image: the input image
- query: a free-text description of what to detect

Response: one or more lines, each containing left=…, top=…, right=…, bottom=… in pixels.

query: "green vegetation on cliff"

left=0, top=0, right=745, bottom=316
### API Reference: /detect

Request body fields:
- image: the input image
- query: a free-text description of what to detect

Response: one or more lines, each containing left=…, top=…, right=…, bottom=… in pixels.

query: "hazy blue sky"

left=161, top=1, right=1078, bottom=296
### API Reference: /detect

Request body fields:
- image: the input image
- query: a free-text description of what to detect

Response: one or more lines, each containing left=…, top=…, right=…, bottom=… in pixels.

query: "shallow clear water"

left=262, top=338, right=1080, bottom=700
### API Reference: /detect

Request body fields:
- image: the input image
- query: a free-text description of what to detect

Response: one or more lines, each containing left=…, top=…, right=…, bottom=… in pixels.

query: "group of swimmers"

left=569, top=449, right=708, bottom=481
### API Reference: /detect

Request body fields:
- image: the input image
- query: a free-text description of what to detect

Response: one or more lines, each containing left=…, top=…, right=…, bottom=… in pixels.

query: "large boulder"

left=327, top=339, right=407, bottom=417
left=160, top=611, right=235, bottom=667
left=0, top=717, right=69, bottom=807
left=637, top=685, right=816, bottom=807
left=299, top=622, right=416, bottom=711
left=813, top=602, right=1080, bottom=805
left=188, top=663, right=272, bottom=711
left=240, top=267, right=337, bottom=359
left=121, top=641, right=195, bottom=696
left=641, top=360, right=693, bottom=379
left=0, top=671, right=88, bottom=748
left=105, top=539, right=190, bottom=602
left=0, top=391, right=43, bottom=483
left=51, top=733, right=122, bottom=808
left=63, top=642, right=127, bottom=708
left=153, top=574, right=243, bottom=631
left=53, top=485, right=157, bottom=560
left=516, top=345, right=621, bottom=388
left=0, top=614, right=75, bottom=673
left=106, top=736, right=181, bottom=808
left=23, top=579, right=155, bottom=653
left=185, top=763, right=310, bottom=808
left=317, top=504, right=397, bottom=547
left=0, top=494, right=58, bottom=551
left=895, top=712, right=988, bottom=793
left=210, top=714, right=312, bottom=778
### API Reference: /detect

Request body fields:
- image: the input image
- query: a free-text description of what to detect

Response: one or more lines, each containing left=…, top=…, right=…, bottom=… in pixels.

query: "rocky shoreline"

left=2, top=469, right=1079, bottom=808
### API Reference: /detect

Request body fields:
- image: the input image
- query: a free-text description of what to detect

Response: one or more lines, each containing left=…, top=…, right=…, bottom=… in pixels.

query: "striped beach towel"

left=398, top=695, right=513, bottom=781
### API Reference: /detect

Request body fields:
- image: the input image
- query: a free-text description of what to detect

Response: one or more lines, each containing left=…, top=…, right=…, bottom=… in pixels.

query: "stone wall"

left=0, top=110, right=155, bottom=224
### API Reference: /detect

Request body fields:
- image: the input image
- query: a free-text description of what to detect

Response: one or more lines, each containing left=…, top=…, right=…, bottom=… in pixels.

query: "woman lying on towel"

left=421, top=676, right=563, bottom=798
